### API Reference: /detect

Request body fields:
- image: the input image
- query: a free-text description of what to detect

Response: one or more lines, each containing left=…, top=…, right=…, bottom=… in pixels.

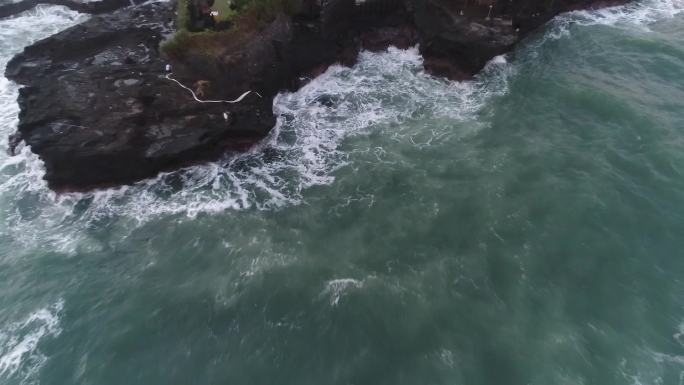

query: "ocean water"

left=1, top=1, right=684, bottom=384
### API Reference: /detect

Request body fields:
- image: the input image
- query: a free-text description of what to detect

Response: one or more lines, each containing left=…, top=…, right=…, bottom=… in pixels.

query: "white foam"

left=615, top=319, right=684, bottom=385
left=0, top=300, right=64, bottom=383
left=575, top=0, right=683, bottom=26
left=321, top=278, right=365, bottom=306
left=0, top=6, right=89, bottom=137
left=674, top=321, right=684, bottom=346
left=0, top=44, right=511, bottom=229
left=0, top=7, right=89, bottom=256
left=543, top=0, right=683, bottom=41
left=0, top=6, right=89, bottom=159
left=0, top=0, right=679, bottom=226
left=489, top=54, right=508, bottom=65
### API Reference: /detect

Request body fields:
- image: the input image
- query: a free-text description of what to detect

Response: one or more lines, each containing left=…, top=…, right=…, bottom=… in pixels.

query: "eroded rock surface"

left=5, top=0, right=627, bottom=190
left=6, top=1, right=272, bottom=190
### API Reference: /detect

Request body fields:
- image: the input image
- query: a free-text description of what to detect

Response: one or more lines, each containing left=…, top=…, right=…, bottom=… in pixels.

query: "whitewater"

left=1, top=0, right=684, bottom=384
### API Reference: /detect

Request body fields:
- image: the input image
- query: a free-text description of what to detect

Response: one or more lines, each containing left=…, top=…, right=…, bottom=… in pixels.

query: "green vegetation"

left=162, top=0, right=303, bottom=59
left=211, top=0, right=238, bottom=23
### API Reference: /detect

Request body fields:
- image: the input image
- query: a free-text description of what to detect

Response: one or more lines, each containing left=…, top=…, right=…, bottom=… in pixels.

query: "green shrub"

left=161, top=0, right=303, bottom=58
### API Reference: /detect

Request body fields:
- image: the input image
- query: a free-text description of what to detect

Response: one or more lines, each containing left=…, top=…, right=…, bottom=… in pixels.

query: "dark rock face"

left=413, top=0, right=518, bottom=79
left=5, top=0, right=627, bottom=191
left=6, top=1, right=273, bottom=190
left=412, top=0, right=627, bottom=79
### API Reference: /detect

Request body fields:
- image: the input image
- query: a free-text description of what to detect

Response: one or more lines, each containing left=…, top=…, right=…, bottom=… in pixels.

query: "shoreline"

left=4, top=0, right=628, bottom=191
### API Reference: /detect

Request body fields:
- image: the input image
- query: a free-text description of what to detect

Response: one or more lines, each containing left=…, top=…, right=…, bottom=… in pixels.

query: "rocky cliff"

left=4, top=0, right=626, bottom=190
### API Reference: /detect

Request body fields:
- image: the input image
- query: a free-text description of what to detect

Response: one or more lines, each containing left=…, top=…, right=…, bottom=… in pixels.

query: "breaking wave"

left=0, top=0, right=681, bottom=232
left=543, top=0, right=683, bottom=41
left=0, top=300, right=64, bottom=385
left=321, top=278, right=366, bottom=306
left=0, top=44, right=512, bottom=228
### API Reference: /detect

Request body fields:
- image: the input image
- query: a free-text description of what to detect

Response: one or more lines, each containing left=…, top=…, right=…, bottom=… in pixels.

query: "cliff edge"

left=4, top=0, right=626, bottom=190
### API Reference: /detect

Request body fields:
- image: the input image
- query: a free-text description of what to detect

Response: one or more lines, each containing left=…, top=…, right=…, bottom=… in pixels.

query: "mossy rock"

left=162, top=0, right=303, bottom=58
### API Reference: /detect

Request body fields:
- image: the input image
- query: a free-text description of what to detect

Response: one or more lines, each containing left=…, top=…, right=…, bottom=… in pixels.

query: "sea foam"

left=0, top=0, right=680, bottom=226
left=0, top=45, right=511, bottom=228
left=0, top=300, right=64, bottom=384
left=543, top=0, right=684, bottom=40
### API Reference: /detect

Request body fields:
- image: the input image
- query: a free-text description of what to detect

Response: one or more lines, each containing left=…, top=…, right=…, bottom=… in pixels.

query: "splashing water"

left=0, top=0, right=681, bottom=225
left=1, top=0, right=684, bottom=384
left=0, top=300, right=64, bottom=385
left=0, top=44, right=513, bottom=255
left=543, top=0, right=684, bottom=41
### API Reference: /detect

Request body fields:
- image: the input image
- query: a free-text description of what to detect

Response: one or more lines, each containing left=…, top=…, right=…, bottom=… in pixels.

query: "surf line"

left=164, top=73, right=262, bottom=104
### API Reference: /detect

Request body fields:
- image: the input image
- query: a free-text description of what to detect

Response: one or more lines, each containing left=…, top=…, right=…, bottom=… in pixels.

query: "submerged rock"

left=5, top=0, right=627, bottom=191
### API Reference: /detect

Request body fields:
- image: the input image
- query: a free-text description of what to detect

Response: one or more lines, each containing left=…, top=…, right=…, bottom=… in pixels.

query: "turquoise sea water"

left=1, top=2, right=684, bottom=384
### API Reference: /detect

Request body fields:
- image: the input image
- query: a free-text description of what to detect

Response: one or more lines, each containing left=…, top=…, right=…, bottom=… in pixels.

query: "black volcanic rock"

left=5, top=0, right=628, bottom=191
left=413, top=0, right=626, bottom=79
left=412, top=0, right=517, bottom=79
left=0, top=0, right=147, bottom=19
left=5, top=1, right=273, bottom=190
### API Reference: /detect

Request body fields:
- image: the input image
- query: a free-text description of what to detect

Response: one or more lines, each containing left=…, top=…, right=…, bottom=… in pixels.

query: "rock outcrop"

left=4, top=0, right=627, bottom=191
left=6, top=2, right=273, bottom=190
